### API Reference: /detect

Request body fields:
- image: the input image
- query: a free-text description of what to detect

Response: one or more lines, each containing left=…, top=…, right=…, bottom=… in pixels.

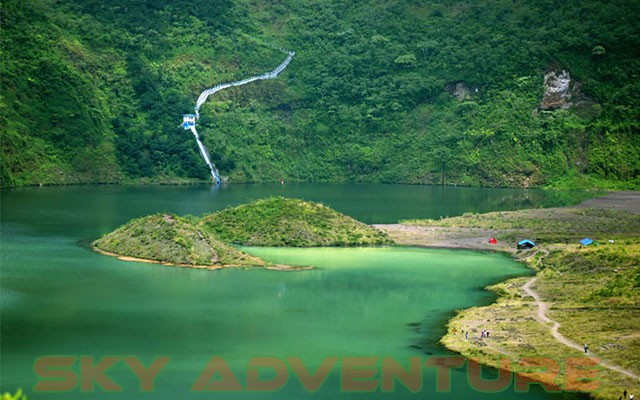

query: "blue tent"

left=580, top=238, right=594, bottom=246
left=517, top=239, right=536, bottom=249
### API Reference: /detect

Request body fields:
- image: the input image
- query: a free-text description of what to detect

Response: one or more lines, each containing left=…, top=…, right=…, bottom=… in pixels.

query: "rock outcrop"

left=540, top=70, right=573, bottom=110
left=446, top=81, right=478, bottom=101
left=540, top=69, right=598, bottom=117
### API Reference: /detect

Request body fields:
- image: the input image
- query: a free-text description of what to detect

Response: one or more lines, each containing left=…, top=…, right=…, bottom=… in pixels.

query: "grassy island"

left=380, top=192, right=640, bottom=399
left=93, top=213, right=266, bottom=268
left=202, top=197, right=392, bottom=247
left=94, top=197, right=392, bottom=268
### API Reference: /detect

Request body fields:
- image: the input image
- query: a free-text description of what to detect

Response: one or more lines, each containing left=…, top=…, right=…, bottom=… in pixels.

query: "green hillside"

left=94, top=198, right=392, bottom=266
left=201, top=196, right=392, bottom=246
left=2, top=0, right=639, bottom=188
left=94, top=213, right=266, bottom=267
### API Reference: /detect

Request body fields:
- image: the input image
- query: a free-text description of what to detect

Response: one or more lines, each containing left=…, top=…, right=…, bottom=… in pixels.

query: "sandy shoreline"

left=376, top=191, right=640, bottom=250
left=92, top=244, right=312, bottom=271
left=373, top=224, right=517, bottom=253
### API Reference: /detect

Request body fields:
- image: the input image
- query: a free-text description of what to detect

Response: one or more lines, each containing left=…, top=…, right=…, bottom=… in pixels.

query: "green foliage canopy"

left=2, top=0, right=639, bottom=188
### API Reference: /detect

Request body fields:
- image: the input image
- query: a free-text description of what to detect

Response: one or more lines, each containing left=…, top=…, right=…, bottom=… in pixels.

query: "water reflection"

left=0, top=184, right=594, bottom=399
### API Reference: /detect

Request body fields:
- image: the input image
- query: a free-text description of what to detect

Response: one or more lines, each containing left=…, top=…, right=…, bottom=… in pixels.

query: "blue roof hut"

left=580, top=238, right=594, bottom=246
left=517, top=239, right=536, bottom=250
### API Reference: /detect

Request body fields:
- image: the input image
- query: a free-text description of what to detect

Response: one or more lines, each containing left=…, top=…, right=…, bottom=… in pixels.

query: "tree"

left=432, top=147, right=453, bottom=185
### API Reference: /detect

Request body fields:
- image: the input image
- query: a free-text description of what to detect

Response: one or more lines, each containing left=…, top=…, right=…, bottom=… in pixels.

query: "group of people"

left=451, top=328, right=636, bottom=399
left=452, top=327, right=489, bottom=340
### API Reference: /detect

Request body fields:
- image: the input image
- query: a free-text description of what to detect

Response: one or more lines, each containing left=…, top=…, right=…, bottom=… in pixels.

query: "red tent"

left=488, top=237, right=498, bottom=244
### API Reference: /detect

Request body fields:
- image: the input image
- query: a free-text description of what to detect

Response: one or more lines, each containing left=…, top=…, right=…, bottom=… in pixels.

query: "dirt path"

left=378, top=190, right=640, bottom=388
left=523, top=277, right=639, bottom=381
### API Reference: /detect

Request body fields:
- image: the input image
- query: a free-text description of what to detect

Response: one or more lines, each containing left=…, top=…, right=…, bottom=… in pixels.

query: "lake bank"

left=92, top=245, right=311, bottom=271
left=377, top=191, right=640, bottom=400
left=0, top=184, right=619, bottom=399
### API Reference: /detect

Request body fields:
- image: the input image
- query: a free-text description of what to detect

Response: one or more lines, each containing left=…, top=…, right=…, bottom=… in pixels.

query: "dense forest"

left=2, top=0, right=639, bottom=188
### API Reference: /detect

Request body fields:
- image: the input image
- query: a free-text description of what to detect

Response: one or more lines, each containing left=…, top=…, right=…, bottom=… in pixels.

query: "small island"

left=93, top=196, right=392, bottom=269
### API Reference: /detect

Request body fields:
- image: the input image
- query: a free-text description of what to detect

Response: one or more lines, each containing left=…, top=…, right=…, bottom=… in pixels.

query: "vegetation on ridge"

left=94, top=214, right=266, bottom=267
left=94, top=197, right=392, bottom=266
left=1, top=389, right=27, bottom=400
left=202, top=197, right=392, bottom=247
left=2, top=0, right=639, bottom=188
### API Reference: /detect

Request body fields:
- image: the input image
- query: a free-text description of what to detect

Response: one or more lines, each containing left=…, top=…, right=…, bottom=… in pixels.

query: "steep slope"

left=1, top=0, right=121, bottom=185
left=2, top=0, right=639, bottom=188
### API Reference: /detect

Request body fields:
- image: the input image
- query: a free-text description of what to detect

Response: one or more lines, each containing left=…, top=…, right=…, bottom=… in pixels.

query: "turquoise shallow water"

left=0, top=184, right=590, bottom=399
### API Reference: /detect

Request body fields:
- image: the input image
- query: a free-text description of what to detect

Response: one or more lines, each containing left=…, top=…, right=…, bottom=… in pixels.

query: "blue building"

left=182, top=114, right=196, bottom=129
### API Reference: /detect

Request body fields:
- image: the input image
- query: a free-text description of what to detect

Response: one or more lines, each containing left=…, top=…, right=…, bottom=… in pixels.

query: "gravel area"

left=375, top=191, right=640, bottom=249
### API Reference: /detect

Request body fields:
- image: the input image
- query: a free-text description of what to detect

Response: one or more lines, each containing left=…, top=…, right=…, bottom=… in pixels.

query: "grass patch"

left=404, top=204, right=640, bottom=399
left=403, top=207, right=640, bottom=244
left=201, top=197, right=392, bottom=247
left=94, top=197, right=393, bottom=267
left=1, top=389, right=27, bottom=400
left=94, top=214, right=265, bottom=267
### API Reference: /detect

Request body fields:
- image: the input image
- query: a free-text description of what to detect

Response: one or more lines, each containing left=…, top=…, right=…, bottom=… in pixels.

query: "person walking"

left=583, top=343, right=588, bottom=353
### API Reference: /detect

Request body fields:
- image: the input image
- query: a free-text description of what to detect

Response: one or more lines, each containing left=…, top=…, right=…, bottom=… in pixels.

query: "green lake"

left=0, top=184, right=591, bottom=399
